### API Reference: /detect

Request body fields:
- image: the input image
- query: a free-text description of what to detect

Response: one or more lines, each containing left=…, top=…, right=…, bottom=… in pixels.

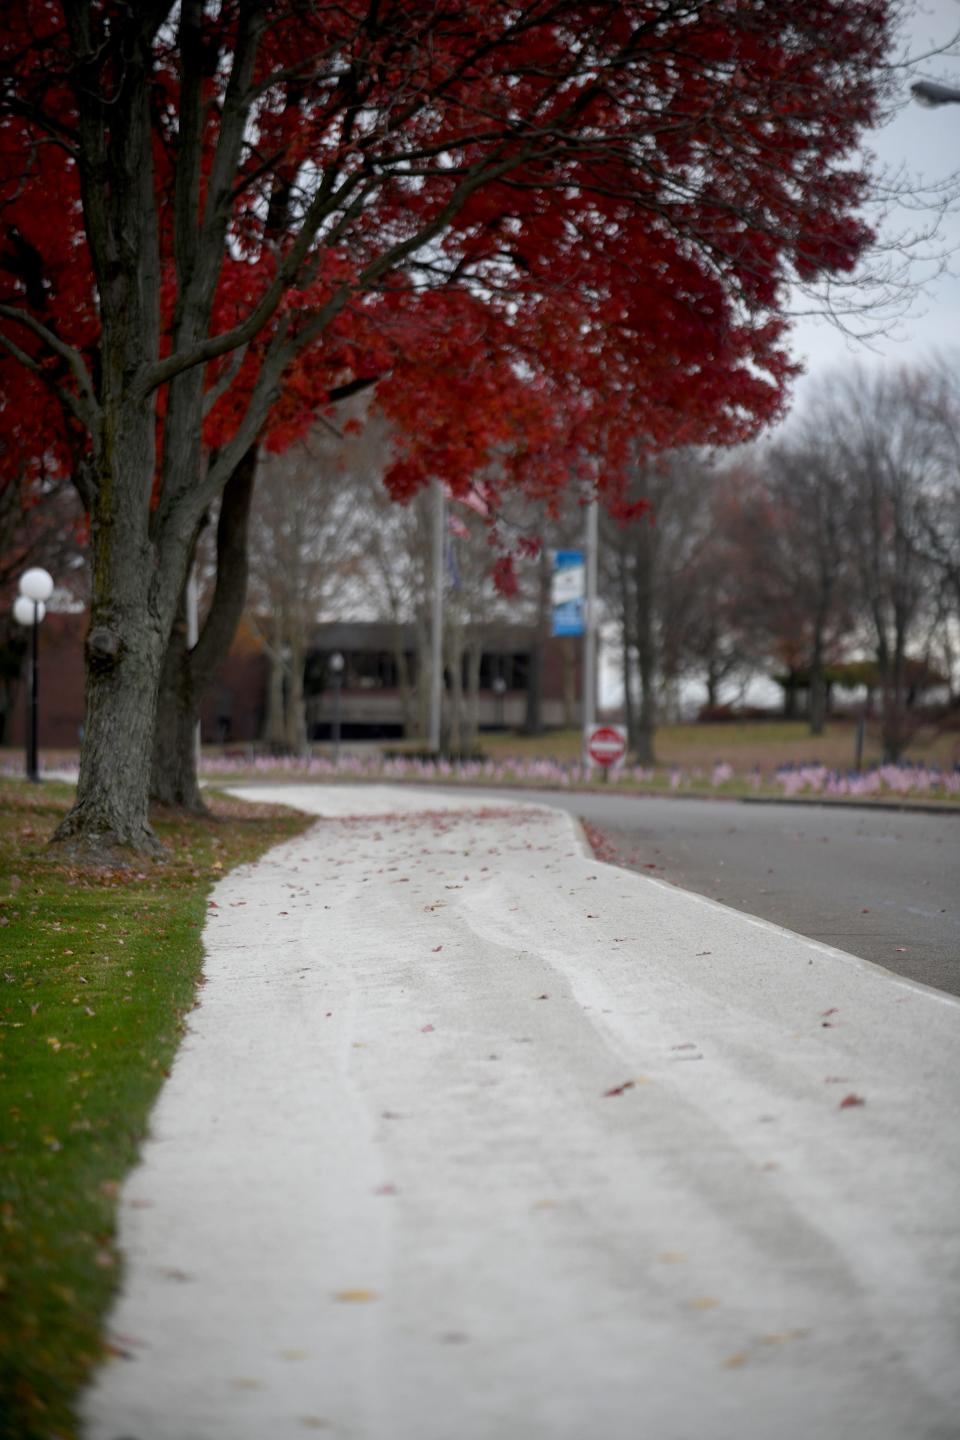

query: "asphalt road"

left=471, top=790, right=960, bottom=997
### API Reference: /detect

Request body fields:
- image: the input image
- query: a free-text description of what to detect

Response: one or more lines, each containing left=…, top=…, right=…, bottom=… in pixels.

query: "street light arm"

left=911, top=79, right=960, bottom=107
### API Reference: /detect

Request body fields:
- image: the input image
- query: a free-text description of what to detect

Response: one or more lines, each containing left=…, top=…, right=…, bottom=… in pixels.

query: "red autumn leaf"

left=604, top=1080, right=636, bottom=1097
left=839, top=1093, right=866, bottom=1109
left=421, top=1023, right=435, bottom=1033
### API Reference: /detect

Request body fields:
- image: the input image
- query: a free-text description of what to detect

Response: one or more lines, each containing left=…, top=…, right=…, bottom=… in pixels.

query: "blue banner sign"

left=552, top=550, right=585, bottom=636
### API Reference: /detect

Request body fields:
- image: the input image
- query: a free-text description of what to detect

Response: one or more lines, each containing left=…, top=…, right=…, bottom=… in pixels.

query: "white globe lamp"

left=13, top=595, right=45, bottom=626
left=19, top=567, right=54, bottom=604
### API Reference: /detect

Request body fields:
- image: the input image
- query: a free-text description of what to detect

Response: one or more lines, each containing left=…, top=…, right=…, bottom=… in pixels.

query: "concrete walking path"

left=81, top=786, right=960, bottom=1439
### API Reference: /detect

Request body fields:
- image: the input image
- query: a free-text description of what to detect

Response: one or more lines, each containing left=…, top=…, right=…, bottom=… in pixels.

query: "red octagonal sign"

left=586, top=724, right=627, bottom=768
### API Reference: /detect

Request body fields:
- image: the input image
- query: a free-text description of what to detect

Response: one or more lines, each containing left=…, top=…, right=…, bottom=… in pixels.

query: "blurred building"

left=304, top=621, right=580, bottom=741
left=4, top=615, right=581, bottom=748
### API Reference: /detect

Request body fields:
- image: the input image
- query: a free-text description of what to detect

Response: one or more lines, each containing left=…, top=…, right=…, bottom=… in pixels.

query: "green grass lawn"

left=0, top=781, right=313, bottom=1440
left=477, top=718, right=960, bottom=773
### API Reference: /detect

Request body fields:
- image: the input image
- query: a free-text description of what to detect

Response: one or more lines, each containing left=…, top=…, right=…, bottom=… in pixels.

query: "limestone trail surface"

left=81, top=785, right=960, bottom=1440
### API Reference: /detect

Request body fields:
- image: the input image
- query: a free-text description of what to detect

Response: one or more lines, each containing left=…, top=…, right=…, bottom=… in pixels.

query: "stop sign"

left=586, top=724, right=627, bottom=768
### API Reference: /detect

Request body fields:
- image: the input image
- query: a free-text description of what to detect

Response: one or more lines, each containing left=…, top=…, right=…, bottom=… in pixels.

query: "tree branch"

left=189, top=444, right=258, bottom=690
left=0, top=303, right=98, bottom=422
left=0, top=328, right=93, bottom=432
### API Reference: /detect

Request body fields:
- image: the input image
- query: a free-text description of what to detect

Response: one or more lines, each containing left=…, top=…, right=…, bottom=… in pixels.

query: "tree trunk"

left=619, top=554, right=638, bottom=750
left=53, top=399, right=171, bottom=857
left=782, top=674, right=799, bottom=719
left=285, top=636, right=308, bottom=756
left=265, top=652, right=287, bottom=749
left=151, top=594, right=203, bottom=811
left=882, top=631, right=908, bottom=763
left=465, top=639, right=481, bottom=750
left=809, top=544, right=834, bottom=736
left=809, top=625, right=827, bottom=737
left=634, top=603, right=657, bottom=765
left=633, top=535, right=657, bottom=766
left=394, top=638, right=416, bottom=735
left=150, top=446, right=259, bottom=808
left=415, top=619, right=431, bottom=739
left=447, top=627, right=464, bottom=754
left=561, top=637, right=577, bottom=727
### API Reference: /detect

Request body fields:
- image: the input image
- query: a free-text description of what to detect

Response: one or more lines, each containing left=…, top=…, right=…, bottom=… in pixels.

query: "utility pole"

left=429, top=480, right=444, bottom=753
left=583, top=497, right=599, bottom=736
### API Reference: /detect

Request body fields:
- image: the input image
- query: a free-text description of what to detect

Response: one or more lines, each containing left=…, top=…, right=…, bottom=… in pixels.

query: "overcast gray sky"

left=784, top=0, right=960, bottom=418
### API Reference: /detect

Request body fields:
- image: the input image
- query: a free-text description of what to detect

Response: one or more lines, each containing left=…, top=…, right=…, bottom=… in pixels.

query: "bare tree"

left=717, top=434, right=859, bottom=734
left=602, top=450, right=721, bottom=763
left=246, top=424, right=369, bottom=754
left=817, top=366, right=941, bottom=759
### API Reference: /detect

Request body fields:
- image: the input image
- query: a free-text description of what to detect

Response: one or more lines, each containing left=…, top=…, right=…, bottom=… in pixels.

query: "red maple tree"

left=0, top=0, right=892, bottom=853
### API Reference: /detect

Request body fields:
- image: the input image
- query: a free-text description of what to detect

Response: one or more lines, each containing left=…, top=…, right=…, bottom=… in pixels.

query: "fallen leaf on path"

left=839, top=1093, right=866, bottom=1109
left=821, top=1007, right=838, bottom=1017
left=421, top=1023, right=435, bottom=1033
left=724, top=1353, right=748, bottom=1368
left=689, top=1296, right=720, bottom=1310
left=431, top=945, right=443, bottom=952
left=603, top=1078, right=649, bottom=1096
left=334, top=1289, right=379, bottom=1303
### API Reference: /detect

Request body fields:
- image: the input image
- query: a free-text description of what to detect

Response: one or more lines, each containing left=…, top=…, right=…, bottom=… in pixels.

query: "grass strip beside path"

left=0, top=781, right=314, bottom=1440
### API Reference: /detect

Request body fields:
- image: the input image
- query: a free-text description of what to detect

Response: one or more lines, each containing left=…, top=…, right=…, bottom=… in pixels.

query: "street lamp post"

left=329, top=651, right=344, bottom=763
left=13, top=567, right=54, bottom=783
